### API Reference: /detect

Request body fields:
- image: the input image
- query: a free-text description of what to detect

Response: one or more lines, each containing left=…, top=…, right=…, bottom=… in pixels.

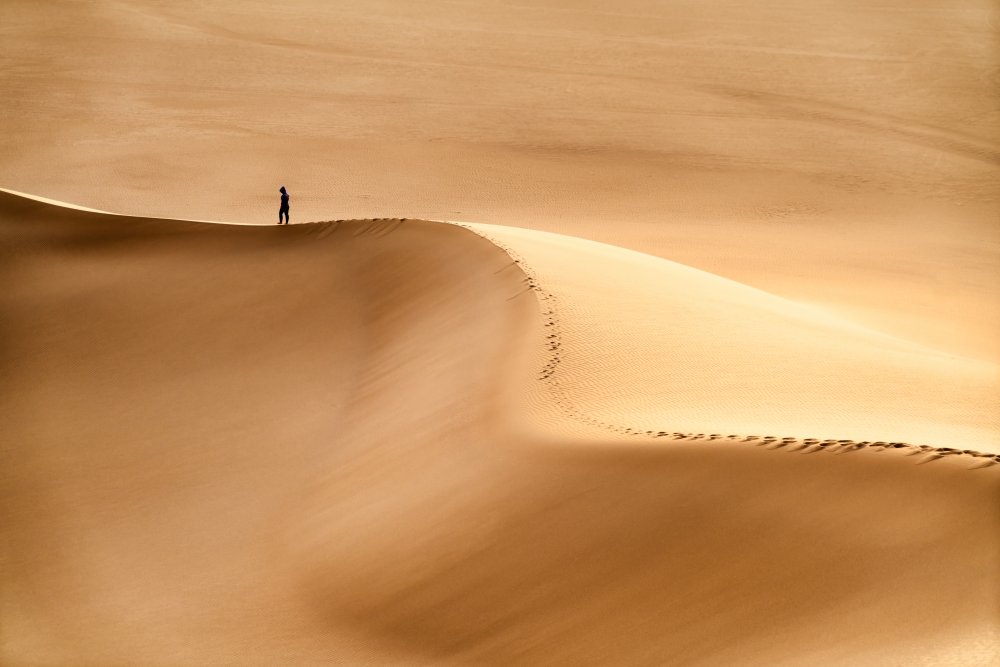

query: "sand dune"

left=463, top=221, right=1000, bottom=452
left=2, top=191, right=998, bottom=665
left=2, top=1, right=998, bottom=663
left=3, top=0, right=997, bottom=369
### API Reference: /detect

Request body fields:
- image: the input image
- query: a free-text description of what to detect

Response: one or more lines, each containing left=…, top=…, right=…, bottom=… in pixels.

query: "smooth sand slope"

left=1, top=1, right=998, bottom=663
left=2, top=0, right=997, bottom=363
left=465, top=222, right=999, bottom=451
left=2, top=191, right=998, bottom=665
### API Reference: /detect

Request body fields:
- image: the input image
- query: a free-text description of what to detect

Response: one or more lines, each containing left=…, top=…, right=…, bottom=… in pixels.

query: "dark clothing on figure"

left=279, top=190, right=290, bottom=224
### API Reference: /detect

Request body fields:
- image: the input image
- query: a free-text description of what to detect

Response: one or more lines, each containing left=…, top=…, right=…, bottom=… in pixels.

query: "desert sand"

left=2, top=1, right=999, bottom=665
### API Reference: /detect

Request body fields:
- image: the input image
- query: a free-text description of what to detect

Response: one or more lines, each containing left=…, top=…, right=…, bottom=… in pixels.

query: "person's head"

left=279, top=186, right=286, bottom=193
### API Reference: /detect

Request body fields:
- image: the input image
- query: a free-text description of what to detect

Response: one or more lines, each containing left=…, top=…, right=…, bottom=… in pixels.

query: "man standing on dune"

left=278, top=186, right=290, bottom=224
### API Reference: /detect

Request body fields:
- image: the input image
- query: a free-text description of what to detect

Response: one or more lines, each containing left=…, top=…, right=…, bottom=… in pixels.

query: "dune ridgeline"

left=1, top=189, right=998, bottom=665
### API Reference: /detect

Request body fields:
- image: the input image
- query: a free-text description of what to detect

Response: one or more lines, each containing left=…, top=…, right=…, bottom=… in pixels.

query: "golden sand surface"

left=1, top=1, right=998, bottom=665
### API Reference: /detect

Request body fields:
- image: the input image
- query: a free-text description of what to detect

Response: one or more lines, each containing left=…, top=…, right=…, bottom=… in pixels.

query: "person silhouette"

left=278, top=186, right=290, bottom=224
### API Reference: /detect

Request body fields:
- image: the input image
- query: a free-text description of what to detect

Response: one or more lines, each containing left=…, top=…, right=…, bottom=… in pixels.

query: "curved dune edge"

left=3, top=188, right=997, bottom=467
left=3, top=189, right=998, bottom=666
left=447, top=220, right=1000, bottom=468
left=0, top=187, right=250, bottom=225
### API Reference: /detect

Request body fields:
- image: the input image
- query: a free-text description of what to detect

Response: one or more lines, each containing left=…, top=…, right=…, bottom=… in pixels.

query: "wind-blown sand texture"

left=2, top=0, right=999, bottom=665
left=3, top=191, right=998, bottom=665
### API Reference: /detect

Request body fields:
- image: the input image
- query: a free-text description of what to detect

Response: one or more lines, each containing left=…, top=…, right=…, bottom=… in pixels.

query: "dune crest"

left=2, top=192, right=998, bottom=665
left=456, top=221, right=1000, bottom=458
